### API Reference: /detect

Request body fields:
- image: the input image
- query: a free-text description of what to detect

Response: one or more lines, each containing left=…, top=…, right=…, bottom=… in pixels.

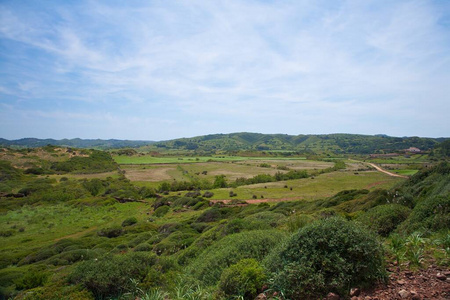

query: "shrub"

left=154, top=205, right=170, bottom=217
left=97, top=226, right=123, bottom=238
left=264, top=217, right=385, bottom=299
left=397, top=194, right=450, bottom=234
left=219, top=259, right=266, bottom=299
left=196, top=206, right=233, bottom=223
left=134, top=243, right=152, bottom=252
left=15, top=270, right=49, bottom=290
left=203, top=191, right=214, bottom=198
left=358, top=204, right=411, bottom=236
left=122, top=217, right=138, bottom=227
left=188, top=229, right=286, bottom=285
left=68, top=252, right=156, bottom=298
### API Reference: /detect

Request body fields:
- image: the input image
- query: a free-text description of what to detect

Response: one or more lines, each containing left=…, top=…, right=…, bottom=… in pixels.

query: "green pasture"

left=113, top=155, right=307, bottom=164
left=123, top=159, right=336, bottom=188
left=366, top=154, right=430, bottom=164
left=166, top=170, right=405, bottom=201
left=0, top=201, right=150, bottom=257
left=392, top=169, right=419, bottom=176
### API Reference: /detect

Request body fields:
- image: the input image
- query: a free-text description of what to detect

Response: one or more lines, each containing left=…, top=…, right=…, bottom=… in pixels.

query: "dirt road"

left=367, top=163, right=409, bottom=179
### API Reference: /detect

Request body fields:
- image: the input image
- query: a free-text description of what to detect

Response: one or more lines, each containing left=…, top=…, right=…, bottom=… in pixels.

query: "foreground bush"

left=397, top=194, right=450, bottom=234
left=358, top=204, right=411, bottom=236
left=188, top=229, right=285, bottom=285
left=265, top=217, right=385, bottom=299
left=219, top=258, right=266, bottom=300
left=68, top=252, right=156, bottom=298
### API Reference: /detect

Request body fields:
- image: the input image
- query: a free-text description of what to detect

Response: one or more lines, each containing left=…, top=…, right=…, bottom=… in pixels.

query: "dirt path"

left=367, top=163, right=409, bottom=179
left=209, top=197, right=307, bottom=205
left=54, top=226, right=98, bottom=241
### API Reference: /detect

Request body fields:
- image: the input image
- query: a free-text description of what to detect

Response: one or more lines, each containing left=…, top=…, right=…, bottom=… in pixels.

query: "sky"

left=1, top=0, right=449, bottom=141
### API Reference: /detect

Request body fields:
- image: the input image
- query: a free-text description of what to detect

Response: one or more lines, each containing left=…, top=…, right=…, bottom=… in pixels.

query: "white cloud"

left=0, top=0, right=449, bottom=139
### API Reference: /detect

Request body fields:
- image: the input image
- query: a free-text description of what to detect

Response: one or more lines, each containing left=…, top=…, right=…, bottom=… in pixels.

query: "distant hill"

left=0, top=138, right=154, bottom=149
left=154, top=132, right=448, bottom=154
left=1, top=133, right=448, bottom=153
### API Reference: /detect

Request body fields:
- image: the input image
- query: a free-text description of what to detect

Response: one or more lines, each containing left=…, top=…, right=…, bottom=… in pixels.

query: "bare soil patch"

left=123, top=167, right=175, bottom=181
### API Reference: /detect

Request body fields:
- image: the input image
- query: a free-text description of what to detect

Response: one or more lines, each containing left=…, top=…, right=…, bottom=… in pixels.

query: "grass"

left=0, top=201, right=150, bottom=258
left=392, top=169, right=419, bottom=176
left=121, top=159, right=335, bottom=185
left=165, top=170, right=405, bottom=201
left=113, top=155, right=307, bottom=164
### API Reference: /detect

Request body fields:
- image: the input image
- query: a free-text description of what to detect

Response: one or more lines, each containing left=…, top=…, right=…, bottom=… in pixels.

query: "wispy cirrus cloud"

left=0, top=0, right=449, bottom=139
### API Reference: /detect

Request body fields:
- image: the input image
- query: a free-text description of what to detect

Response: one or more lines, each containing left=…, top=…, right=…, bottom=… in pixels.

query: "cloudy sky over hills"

left=1, top=0, right=449, bottom=140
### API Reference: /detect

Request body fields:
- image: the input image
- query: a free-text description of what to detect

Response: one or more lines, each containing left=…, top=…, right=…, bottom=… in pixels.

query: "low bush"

left=188, top=229, right=286, bottom=285
left=134, top=243, right=152, bottom=252
left=154, top=205, right=170, bottom=217
left=97, top=226, right=123, bottom=238
left=219, top=258, right=266, bottom=299
left=264, top=217, right=385, bottom=299
left=68, top=252, right=156, bottom=298
left=358, top=204, right=411, bottom=236
left=15, top=270, right=49, bottom=290
left=397, top=194, right=450, bottom=234
left=122, top=217, right=138, bottom=227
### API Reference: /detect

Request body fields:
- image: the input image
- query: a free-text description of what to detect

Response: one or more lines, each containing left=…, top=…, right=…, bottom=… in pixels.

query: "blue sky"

left=1, top=0, right=449, bottom=140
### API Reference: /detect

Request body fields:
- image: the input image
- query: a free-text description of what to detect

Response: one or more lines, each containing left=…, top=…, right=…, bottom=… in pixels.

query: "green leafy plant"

left=264, top=217, right=386, bottom=299
left=219, top=258, right=267, bottom=300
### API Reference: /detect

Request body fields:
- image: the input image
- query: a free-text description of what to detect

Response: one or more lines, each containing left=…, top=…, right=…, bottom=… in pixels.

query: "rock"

left=350, top=288, right=361, bottom=297
left=398, top=289, right=410, bottom=299
left=255, top=293, right=267, bottom=300
left=326, top=292, right=340, bottom=300
left=410, top=290, right=421, bottom=300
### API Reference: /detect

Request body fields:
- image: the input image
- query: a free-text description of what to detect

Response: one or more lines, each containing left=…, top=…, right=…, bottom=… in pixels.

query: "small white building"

left=406, top=147, right=421, bottom=153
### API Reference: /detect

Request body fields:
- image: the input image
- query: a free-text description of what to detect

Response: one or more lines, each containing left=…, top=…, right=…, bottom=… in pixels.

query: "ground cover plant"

left=0, top=144, right=448, bottom=299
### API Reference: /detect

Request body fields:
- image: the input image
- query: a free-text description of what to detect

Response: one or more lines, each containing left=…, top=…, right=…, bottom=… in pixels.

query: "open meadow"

left=0, top=146, right=448, bottom=300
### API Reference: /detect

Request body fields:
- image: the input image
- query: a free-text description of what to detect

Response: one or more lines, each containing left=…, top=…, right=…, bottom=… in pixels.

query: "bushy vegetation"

left=265, top=217, right=386, bottom=299
left=218, top=259, right=266, bottom=299
left=1, top=145, right=449, bottom=299
left=188, top=230, right=286, bottom=285
left=68, top=252, right=156, bottom=298
left=358, top=204, right=411, bottom=236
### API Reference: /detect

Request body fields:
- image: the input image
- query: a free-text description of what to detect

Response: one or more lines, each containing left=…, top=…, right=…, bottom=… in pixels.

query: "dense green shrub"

left=219, top=258, right=267, bottom=299
left=97, top=225, right=123, bottom=238
left=397, top=194, right=450, bottom=234
left=358, top=204, right=411, bottom=236
left=196, top=206, right=233, bottom=222
left=0, top=160, right=22, bottom=182
left=51, top=150, right=116, bottom=173
left=122, top=217, right=138, bottom=227
left=188, top=229, right=286, bottom=285
left=320, top=189, right=369, bottom=208
left=134, top=243, right=152, bottom=252
left=15, top=270, right=49, bottom=290
left=68, top=252, right=156, bottom=298
left=264, top=217, right=385, bottom=299
left=154, top=205, right=170, bottom=217
left=203, top=191, right=214, bottom=198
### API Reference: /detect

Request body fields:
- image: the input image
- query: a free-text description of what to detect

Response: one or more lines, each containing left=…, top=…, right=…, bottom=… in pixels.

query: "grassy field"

left=163, top=170, right=405, bottom=201
left=0, top=201, right=150, bottom=258
left=121, top=159, right=334, bottom=183
left=391, top=169, right=419, bottom=176
left=113, top=155, right=307, bottom=164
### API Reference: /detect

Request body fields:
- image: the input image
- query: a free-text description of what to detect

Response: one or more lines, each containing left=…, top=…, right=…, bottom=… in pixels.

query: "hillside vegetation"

left=0, top=143, right=448, bottom=300
left=2, top=132, right=447, bottom=154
